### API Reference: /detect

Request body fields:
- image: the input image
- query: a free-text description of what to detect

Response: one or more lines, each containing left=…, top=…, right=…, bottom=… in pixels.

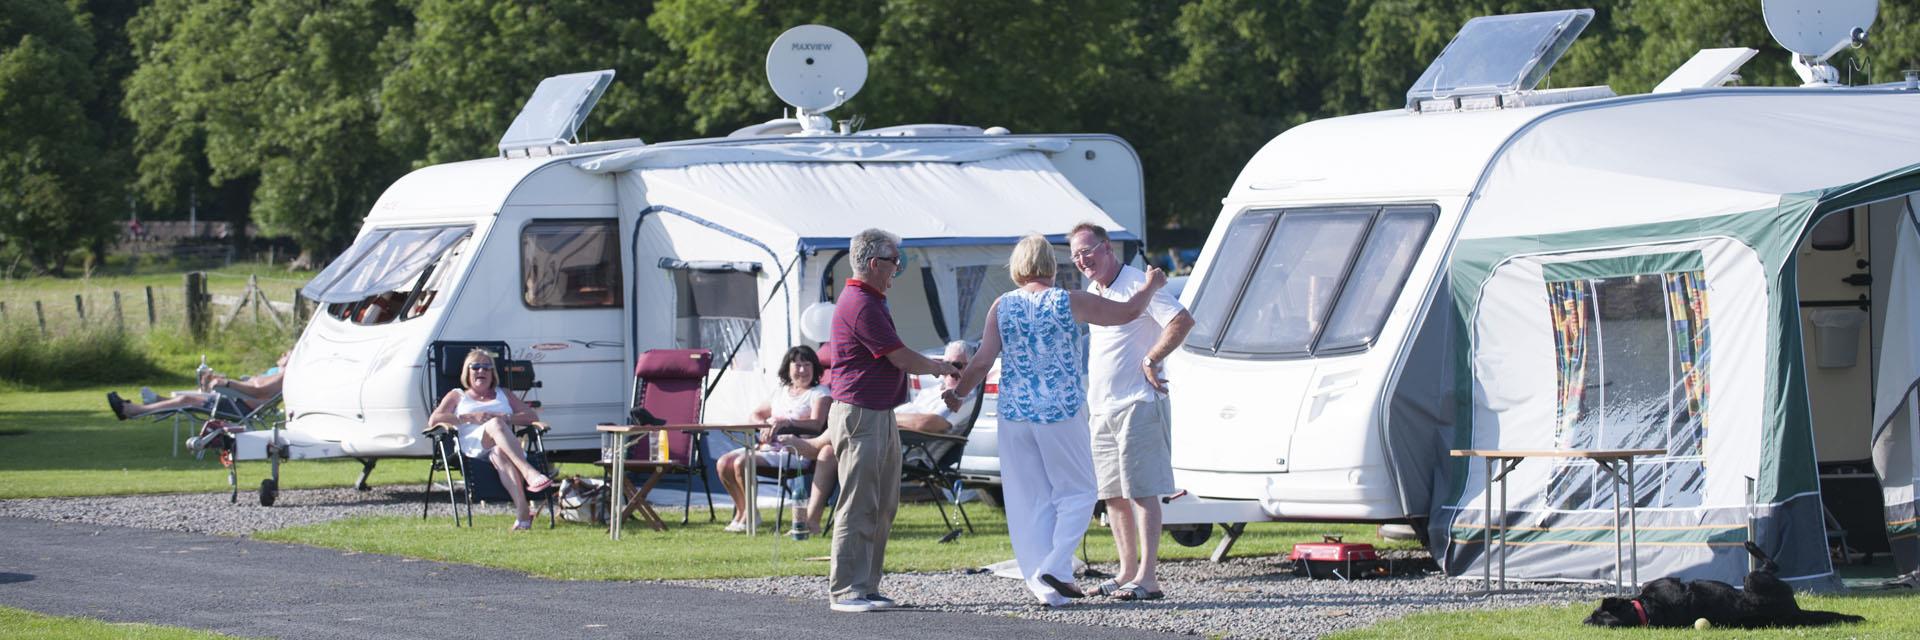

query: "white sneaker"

left=829, top=597, right=874, bottom=613
left=722, top=521, right=747, bottom=533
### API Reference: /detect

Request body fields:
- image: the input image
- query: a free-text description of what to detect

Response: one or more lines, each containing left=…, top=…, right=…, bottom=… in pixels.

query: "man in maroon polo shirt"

left=825, top=228, right=958, bottom=613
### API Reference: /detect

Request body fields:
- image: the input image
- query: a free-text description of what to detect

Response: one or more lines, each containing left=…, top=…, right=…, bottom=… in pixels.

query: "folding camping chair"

left=418, top=341, right=557, bottom=527
left=597, top=349, right=717, bottom=528
left=899, top=382, right=987, bottom=540
left=182, top=391, right=286, bottom=504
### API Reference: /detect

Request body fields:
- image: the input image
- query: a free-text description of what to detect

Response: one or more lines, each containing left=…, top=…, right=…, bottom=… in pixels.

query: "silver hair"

left=945, top=340, right=973, bottom=359
left=849, top=228, right=902, bottom=278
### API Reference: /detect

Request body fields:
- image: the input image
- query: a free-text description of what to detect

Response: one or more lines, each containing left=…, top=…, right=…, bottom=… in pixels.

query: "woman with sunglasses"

left=428, top=348, right=551, bottom=530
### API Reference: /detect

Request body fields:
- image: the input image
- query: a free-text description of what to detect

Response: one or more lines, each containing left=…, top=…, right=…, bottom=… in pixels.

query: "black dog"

left=1584, top=542, right=1864, bottom=628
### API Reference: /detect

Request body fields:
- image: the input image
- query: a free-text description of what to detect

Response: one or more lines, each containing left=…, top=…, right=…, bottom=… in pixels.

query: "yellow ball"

left=1694, top=618, right=1712, bottom=630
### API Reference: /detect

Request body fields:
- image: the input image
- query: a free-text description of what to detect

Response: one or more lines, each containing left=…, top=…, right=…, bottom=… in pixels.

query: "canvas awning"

left=301, top=226, right=471, bottom=303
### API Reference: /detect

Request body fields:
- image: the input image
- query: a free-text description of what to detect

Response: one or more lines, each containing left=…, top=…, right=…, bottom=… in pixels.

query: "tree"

left=0, top=0, right=119, bottom=276
left=126, top=0, right=413, bottom=265
left=378, top=0, right=686, bottom=168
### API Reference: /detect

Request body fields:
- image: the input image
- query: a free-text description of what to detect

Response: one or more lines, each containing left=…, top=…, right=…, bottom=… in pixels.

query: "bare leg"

left=716, top=451, right=748, bottom=524
left=480, top=418, right=545, bottom=487
left=1131, top=497, right=1163, bottom=591
left=801, top=443, right=838, bottom=531
left=1105, top=497, right=1141, bottom=586
left=490, top=448, right=531, bottom=524
left=123, top=394, right=214, bottom=417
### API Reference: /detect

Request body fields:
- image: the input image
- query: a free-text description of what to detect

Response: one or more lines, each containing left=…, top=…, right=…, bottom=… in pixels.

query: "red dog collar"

left=1630, top=599, right=1649, bottom=626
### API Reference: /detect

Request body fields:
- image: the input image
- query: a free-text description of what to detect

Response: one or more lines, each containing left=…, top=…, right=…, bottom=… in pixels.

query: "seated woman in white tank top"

left=427, top=348, right=552, bottom=531
left=715, top=345, right=830, bottom=534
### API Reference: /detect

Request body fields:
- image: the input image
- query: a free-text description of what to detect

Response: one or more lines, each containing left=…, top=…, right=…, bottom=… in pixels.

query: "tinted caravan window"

left=1184, top=204, right=1439, bottom=358
left=522, top=220, right=622, bottom=308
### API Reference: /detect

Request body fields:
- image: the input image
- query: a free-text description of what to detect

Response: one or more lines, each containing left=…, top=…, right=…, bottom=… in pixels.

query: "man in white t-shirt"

left=1069, top=222, right=1193, bottom=601
left=897, top=341, right=977, bottom=435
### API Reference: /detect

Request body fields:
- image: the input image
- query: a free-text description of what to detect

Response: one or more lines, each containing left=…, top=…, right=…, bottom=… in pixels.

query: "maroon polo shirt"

left=828, top=278, right=909, bottom=411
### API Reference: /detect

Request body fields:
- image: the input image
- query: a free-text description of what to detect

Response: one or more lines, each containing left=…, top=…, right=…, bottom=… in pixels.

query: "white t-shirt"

left=900, top=385, right=977, bottom=424
left=1086, top=264, right=1186, bottom=414
left=768, top=385, right=827, bottom=421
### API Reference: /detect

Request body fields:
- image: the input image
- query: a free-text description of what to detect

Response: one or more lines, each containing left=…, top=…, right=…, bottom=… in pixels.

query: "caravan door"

left=1799, top=209, right=1874, bottom=463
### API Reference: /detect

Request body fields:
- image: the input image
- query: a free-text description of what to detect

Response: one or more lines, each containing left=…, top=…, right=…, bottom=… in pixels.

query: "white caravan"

left=1166, top=5, right=1920, bottom=587
left=244, top=26, right=1147, bottom=502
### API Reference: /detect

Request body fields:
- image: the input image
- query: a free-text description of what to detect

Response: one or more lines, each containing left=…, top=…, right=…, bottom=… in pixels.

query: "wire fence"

left=0, top=271, right=312, bottom=338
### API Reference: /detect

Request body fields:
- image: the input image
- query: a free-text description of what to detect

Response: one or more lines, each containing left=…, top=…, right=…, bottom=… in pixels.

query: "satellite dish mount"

left=766, top=25, right=868, bottom=134
left=1763, top=0, right=1876, bottom=87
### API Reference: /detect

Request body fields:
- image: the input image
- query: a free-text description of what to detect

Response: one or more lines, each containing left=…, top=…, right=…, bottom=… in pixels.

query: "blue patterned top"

left=995, top=287, right=1083, bottom=423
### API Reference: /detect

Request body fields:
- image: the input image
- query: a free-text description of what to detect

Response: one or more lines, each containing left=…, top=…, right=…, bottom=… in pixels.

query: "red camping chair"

left=600, top=349, right=716, bottom=528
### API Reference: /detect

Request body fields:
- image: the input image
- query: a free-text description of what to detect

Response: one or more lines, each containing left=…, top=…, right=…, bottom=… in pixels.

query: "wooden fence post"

left=145, top=286, right=156, bottom=329
left=0, top=301, right=7, bottom=321
left=185, top=272, right=209, bottom=342
left=74, top=294, right=86, bottom=323
left=112, top=291, right=125, bottom=331
left=34, top=301, right=46, bottom=336
left=250, top=275, right=262, bottom=324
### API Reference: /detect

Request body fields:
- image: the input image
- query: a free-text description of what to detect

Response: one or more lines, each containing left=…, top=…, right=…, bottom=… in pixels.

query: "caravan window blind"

left=521, top=220, right=622, bottom=309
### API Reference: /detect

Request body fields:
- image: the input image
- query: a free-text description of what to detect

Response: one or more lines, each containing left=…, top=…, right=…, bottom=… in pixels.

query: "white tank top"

left=454, top=390, right=512, bottom=423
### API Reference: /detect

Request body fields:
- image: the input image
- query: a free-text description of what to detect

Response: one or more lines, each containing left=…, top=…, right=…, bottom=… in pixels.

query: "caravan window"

left=1184, top=204, right=1438, bottom=358
left=521, top=220, right=622, bottom=308
left=312, top=226, right=471, bottom=326
left=670, top=264, right=761, bottom=371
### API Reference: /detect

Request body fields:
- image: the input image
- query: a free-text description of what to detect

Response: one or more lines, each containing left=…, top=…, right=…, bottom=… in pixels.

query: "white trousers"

left=998, top=409, right=1096, bottom=605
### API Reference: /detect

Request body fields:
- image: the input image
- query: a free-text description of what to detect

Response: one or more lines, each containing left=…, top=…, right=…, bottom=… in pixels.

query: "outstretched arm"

left=1069, top=266, right=1168, bottom=326
left=953, top=299, right=1003, bottom=394
left=885, top=346, right=959, bottom=376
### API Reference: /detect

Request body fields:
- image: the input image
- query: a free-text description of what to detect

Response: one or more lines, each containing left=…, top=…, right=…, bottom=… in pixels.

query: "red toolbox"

left=1288, top=536, right=1388, bottom=579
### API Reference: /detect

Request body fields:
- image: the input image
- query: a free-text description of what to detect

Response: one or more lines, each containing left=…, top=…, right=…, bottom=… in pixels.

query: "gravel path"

left=0, top=485, right=501, bottom=536
left=0, top=489, right=1610, bottom=638
left=672, top=555, right=1609, bottom=639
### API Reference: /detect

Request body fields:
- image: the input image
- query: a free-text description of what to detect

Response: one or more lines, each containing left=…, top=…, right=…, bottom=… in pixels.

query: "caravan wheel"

left=1168, top=523, right=1213, bottom=547
left=259, top=479, right=278, bottom=507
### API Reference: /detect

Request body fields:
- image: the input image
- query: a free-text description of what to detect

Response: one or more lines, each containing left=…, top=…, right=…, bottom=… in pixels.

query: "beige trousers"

left=827, top=403, right=901, bottom=599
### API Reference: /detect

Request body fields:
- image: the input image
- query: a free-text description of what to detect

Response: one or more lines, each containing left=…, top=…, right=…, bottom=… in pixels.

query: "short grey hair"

left=849, top=228, right=901, bottom=278
left=944, top=340, right=973, bottom=361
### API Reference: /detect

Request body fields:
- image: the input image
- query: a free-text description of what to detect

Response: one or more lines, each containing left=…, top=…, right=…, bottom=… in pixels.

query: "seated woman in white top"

left=427, top=348, right=551, bottom=531
left=716, top=345, right=829, bottom=533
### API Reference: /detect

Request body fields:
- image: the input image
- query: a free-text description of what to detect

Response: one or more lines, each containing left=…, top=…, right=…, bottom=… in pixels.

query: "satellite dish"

left=767, top=25, right=867, bottom=115
left=1763, top=0, right=1875, bottom=62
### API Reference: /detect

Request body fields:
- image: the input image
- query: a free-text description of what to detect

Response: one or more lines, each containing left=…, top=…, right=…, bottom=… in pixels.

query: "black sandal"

left=1039, top=574, right=1085, bottom=599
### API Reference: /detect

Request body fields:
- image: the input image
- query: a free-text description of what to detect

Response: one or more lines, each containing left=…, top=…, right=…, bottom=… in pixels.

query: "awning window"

left=303, top=226, right=472, bottom=303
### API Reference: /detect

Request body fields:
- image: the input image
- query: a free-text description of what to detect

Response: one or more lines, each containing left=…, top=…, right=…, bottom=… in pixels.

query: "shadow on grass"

left=0, top=408, right=226, bottom=472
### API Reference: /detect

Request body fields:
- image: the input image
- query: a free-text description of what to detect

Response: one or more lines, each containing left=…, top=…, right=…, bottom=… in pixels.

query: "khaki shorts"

left=1090, top=398, right=1174, bottom=500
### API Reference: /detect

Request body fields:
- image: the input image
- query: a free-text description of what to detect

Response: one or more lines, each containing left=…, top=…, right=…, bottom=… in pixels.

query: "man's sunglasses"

left=871, top=255, right=905, bottom=277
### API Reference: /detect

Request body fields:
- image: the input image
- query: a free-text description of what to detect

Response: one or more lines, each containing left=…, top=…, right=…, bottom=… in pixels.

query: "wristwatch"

left=1143, top=356, right=1162, bottom=370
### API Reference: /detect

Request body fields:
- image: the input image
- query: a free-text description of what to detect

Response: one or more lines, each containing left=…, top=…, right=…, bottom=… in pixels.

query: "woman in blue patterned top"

left=952, top=233, right=1165, bottom=607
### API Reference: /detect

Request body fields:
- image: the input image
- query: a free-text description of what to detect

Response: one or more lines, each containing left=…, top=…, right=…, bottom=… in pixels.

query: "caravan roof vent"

left=1406, top=9, right=1593, bottom=113
left=767, top=25, right=867, bottom=135
left=498, top=70, right=615, bottom=157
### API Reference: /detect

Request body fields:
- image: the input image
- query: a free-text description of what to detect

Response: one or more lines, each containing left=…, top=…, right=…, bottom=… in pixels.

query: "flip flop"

left=1089, top=579, right=1125, bottom=597
left=525, top=473, right=553, bottom=493
left=1112, top=584, right=1165, bottom=601
left=510, top=518, right=533, bottom=531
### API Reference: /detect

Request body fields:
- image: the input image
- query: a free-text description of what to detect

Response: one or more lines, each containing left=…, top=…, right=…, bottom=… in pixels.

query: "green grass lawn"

left=1, top=261, right=313, bottom=339
left=1326, top=591, right=1916, bottom=639
left=0, top=385, right=428, bottom=499
left=258, top=502, right=1413, bottom=581
left=0, top=606, right=245, bottom=640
